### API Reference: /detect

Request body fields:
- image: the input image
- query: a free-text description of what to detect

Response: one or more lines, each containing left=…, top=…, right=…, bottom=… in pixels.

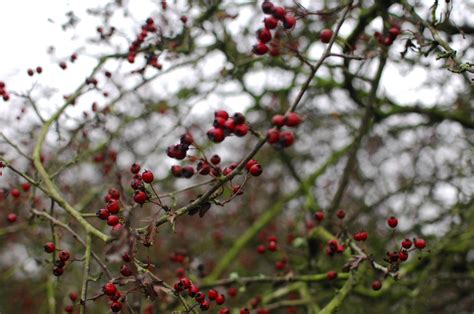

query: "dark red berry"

left=120, top=264, right=132, bottom=277
left=327, top=271, right=337, bottom=280
left=142, top=170, right=154, bottom=183
left=257, top=244, right=266, bottom=254
left=264, top=16, right=278, bottom=29
left=216, top=294, right=225, bottom=305
left=130, top=163, right=141, bottom=174
left=245, top=159, right=258, bottom=171
left=96, top=208, right=110, bottom=220
left=272, top=6, right=286, bottom=20
left=314, top=211, right=325, bottom=222
left=215, top=110, right=229, bottom=120
left=53, top=267, right=64, bottom=276
left=210, top=155, right=221, bottom=165
left=372, top=280, right=382, bottom=291
left=69, top=292, right=78, bottom=302
left=354, top=231, right=368, bottom=241
left=267, top=128, right=280, bottom=144
left=133, top=190, right=148, bottom=204
left=257, top=28, right=272, bottom=43
left=234, top=124, right=248, bottom=137
left=401, top=239, right=412, bottom=249
left=171, top=165, right=183, bottom=177
left=107, top=200, right=120, bottom=214
left=320, top=29, right=333, bottom=43
left=44, top=242, right=56, bottom=253
left=253, top=42, right=269, bottom=55
left=207, top=127, right=226, bottom=143
left=107, top=215, right=120, bottom=226
left=181, top=166, right=195, bottom=178
left=267, top=241, right=277, bottom=252
left=59, top=250, right=70, bottom=261
left=387, top=216, right=398, bottom=228
left=283, top=15, right=296, bottom=29
left=261, top=1, right=274, bottom=14
left=200, top=301, right=210, bottom=311
left=336, top=209, right=345, bottom=219
left=111, top=301, right=122, bottom=312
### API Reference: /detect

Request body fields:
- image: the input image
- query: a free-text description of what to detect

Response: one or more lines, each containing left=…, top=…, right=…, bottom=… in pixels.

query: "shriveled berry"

left=58, top=250, right=70, bottom=261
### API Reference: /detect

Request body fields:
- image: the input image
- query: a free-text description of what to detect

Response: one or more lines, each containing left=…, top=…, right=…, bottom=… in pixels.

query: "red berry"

left=122, top=252, right=131, bottom=262
left=188, top=284, right=200, bottom=297
left=267, top=241, right=277, bottom=252
left=401, top=239, right=412, bottom=249
left=180, top=277, right=191, bottom=288
left=20, top=182, right=31, bottom=192
left=285, top=112, right=302, bottom=127
left=64, top=305, right=73, bottom=313
left=279, top=131, right=295, bottom=147
left=59, top=62, right=67, bottom=70
left=257, top=244, right=266, bottom=254
left=171, top=165, right=183, bottom=177
left=414, top=238, right=426, bottom=249
left=253, top=42, right=269, bottom=55
left=264, top=16, right=278, bottom=29
left=69, top=292, right=78, bottom=302
left=181, top=166, right=195, bottom=178
left=327, top=271, right=337, bottom=280
left=11, top=188, right=20, bottom=198
left=336, top=209, right=345, bottom=219
left=107, top=200, right=120, bottom=214
left=271, top=114, right=286, bottom=127
left=224, top=118, right=236, bottom=132
left=320, top=29, right=333, bottom=43
left=53, top=267, right=64, bottom=276
left=208, top=289, right=218, bottom=300
left=283, top=15, right=296, bottom=29
left=353, top=231, right=368, bottom=241
left=59, top=250, right=70, bottom=261
left=107, top=215, right=120, bottom=226
left=7, top=213, right=17, bottom=223
left=44, top=242, right=56, bottom=253
left=142, top=170, right=154, bottom=183
left=387, top=216, right=398, bottom=228
left=133, top=190, right=148, bottom=204
left=215, top=110, right=229, bottom=120
left=130, top=163, right=140, bottom=174
left=272, top=6, right=286, bottom=20
left=399, top=250, right=408, bottom=261
left=275, top=261, right=285, bottom=270
left=220, top=309, right=231, bottom=314
left=111, top=301, right=122, bottom=312
left=257, top=28, right=272, bottom=43
left=267, top=128, right=280, bottom=144
left=245, top=159, right=258, bottom=171
left=36, top=66, right=43, bottom=74
left=372, top=280, right=382, bottom=291
left=389, top=26, right=400, bottom=38
left=227, top=287, right=237, bottom=297
left=96, top=208, right=110, bottom=220
left=261, top=1, right=274, bottom=14
left=120, top=264, right=132, bottom=277
left=207, top=127, right=226, bottom=143
left=180, top=133, right=194, bottom=145
left=234, top=124, right=248, bottom=137
left=249, top=164, right=263, bottom=176
left=27, top=69, right=34, bottom=76
left=195, top=292, right=205, bottom=303
left=210, top=155, right=221, bottom=165
left=103, top=282, right=117, bottom=296
left=216, top=294, right=225, bottom=305
left=314, top=211, right=325, bottom=222
left=200, top=301, right=210, bottom=311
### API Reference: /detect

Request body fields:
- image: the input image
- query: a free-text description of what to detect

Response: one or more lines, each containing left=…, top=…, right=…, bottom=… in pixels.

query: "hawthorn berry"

left=188, top=284, right=200, bottom=297
left=44, top=242, right=56, bottom=253
left=27, top=69, right=34, bottom=76
left=111, top=301, right=122, bottom=312
left=279, top=130, right=295, bottom=147
left=261, top=1, right=274, bottom=14
left=336, top=209, right=346, bottom=219
left=401, top=239, right=412, bottom=249
left=372, top=280, right=382, bottom=291
left=314, top=211, right=325, bottom=221
left=58, top=250, right=70, bottom=262
left=180, top=277, right=191, bottom=288
left=122, top=252, right=131, bottom=262
left=283, top=15, right=296, bottom=29
left=271, top=114, right=286, bottom=127
left=399, top=250, right=408, bottom=261
left=389, top=26, right=401, bottom=38
left=249, top=164, right=263, bottom=176
left=267, top=128, right=280, bottom=144
left=414, top=238, right=426, bottom=249
left=180, top=133, right=194, bottom=145
left=142, top=170, right=154, bottom=183
left=181, top=166, right=195, bottom=178
left=64, top=305, right=73, bottom=313
left=69, top=292, right=78, bottom=302
left=53, top=267, right=64, bottom=276
left=208, top=289, right=218, bottom=300
left=327, top=271, right=337, bottom=280
left=257, top=28, right=272, bottom=43
left=220, top=308, right=231, bottom=314
left=133, top=190, right=148, bottom=204
left=267, top=241, right=277, bottom=252
left=171, top=165, right=183, bottom=177
left=200, top=301, right=210, bottom=311
left=11, top=188, right=20, bottom=198
left=195, top=292, right=206, bottom=303
left=253, top=42, right=269, bottom=55
left=59, top=62, right=67, bottom=70
left=130, top=163, right=141, bottom=174
left=320, top=28, right=334, bottom=43
left=207, top=127, right=226, bottom=143
left=387, top=216, right=398, bottom=228
left=245, top=159, right=258, bottom=171
left=210, top=155, right=221, bottom=165
left=285, top=112, right=302, bottom=127
left=96, top=208, right=110, bottom=220
left=7, top=213, right=17, bottom=223
left=120, top=264, right=132, bottom=277
left=216, top=294, right=225, bottom=305
left=264, top=16, right=278, bottom=29
left=227, top=287, right=238, bottom=297
left=107, top=215, right=120, bottom=226
left=234, top=124, right=249, bottom=137
left=257, top=244, right=266, bottom=254
left=353, top=231, right=368, bottom=241
left=215, top=110, right=229, bottom=120
left=107, top=200, right=120, bottom=214
left=103, top=282, right=117, bottom=296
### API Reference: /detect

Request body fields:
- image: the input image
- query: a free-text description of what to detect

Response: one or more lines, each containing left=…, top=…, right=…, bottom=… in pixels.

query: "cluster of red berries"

left=96, top=187, right=123, bottom=230
left=252, top=1, right=297, bottom=56
left=130, top=163, right=154, bottom=204
left=64, top=292, right=78, bottom=313
left=44, top=242, right=71, bottom=277
left=207, top=110, right=249, bottom=143
left=167, top=133, right=195, bottom=178
left=257, top=235, right=278, bottom=254
left=127, top=18, right=158, bottom=65
left=326, top=238, right=346, bottom=256
left=0, top=80, right=10, bottom=101
left=27, top=67, right=43, bottom=76
left=267, top=112, right=302, bottom=149
left=120, top=252, right=133, bottom=277
left=169, top=251, right=187, bottom=264
left=374, top=25, right=401, bottom=46
left=173, top=277, right=226, bottom=311
left=102, top=282, right=123, bottom=312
